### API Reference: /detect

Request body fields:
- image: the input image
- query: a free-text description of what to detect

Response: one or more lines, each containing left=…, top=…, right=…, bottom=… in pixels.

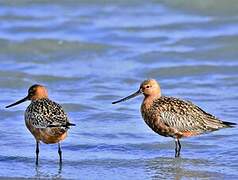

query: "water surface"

left=0, top=0, right=238, bottom=179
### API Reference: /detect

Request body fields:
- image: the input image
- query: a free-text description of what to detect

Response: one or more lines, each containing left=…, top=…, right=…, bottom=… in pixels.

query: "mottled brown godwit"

left=112, top=79, right=236, bottom=157
left=6, top=84, right=75, bottom=165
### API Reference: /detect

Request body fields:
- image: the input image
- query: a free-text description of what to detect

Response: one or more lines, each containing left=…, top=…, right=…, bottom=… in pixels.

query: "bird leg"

left=58, top=143, right=62, bottom=164
left=175, top=138, right=181, bottom=157
left=36, top=141, right=39, bottom=165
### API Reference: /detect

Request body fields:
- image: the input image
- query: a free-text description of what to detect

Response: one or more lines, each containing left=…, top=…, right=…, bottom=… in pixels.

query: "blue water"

left=0, top=0, right=238, bottom=179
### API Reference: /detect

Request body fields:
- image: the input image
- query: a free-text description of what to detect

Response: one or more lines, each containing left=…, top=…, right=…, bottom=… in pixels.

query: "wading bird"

left=112, top=79, right=236, bottom=157
left=6, top=84, right=75, bottom=165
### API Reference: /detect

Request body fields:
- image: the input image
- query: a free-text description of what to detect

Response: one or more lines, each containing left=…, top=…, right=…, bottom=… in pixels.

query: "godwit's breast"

left=141, top=96, right=173, bottom=137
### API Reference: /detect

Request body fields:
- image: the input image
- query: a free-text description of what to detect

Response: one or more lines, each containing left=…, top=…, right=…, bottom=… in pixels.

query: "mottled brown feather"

left=142, top=96, right=231, bottom=138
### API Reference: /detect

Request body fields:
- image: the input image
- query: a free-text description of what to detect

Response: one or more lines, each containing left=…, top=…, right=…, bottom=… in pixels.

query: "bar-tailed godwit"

left=6, top=84, right=75, bottom=165
left=112, top=79, right=236, bottom=157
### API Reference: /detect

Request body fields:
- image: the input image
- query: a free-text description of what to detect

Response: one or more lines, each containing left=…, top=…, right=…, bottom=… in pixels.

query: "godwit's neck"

left=142, top=94, right=161, bottom=109
left=32, top=97, right=48, bottom=102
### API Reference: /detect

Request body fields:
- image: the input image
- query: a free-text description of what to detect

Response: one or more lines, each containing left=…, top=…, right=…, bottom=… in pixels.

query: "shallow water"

left=0, top=0, right=238, bottom=179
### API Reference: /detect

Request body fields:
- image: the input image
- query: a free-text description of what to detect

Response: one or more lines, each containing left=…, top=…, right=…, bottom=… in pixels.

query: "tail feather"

left=203, top=117, right=236, bottom=130
left=222, top=121, right=236, bottom=127
left=47, top=122, right=76, bottom=128
left=66, top=122, right=76, bottom=127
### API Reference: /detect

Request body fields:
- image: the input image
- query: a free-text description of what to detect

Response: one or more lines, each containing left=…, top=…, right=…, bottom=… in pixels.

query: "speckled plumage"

left=25, top=98, right=70, bottom=129
left=141, top=96, right=231, bottom=138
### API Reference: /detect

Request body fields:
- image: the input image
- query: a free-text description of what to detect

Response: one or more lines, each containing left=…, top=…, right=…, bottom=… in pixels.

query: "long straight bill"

left=112, top=89, right=141, bottom=104
left=5, top=96, right=29, bottom=108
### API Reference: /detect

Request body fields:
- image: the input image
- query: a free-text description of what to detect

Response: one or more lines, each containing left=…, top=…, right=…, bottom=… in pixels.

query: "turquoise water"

left=0, top=0, right=238, bottom=179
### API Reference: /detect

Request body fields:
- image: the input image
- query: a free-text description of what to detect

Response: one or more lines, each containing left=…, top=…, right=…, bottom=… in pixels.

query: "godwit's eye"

left=29, top=91, right=34, bottom=95
left=146, top=85, right=150, bottom=88
left=29, top=88, right=36, bottom=95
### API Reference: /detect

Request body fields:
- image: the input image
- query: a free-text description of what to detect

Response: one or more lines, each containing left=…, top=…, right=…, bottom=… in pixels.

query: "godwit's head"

left=139, top=79, right=161, bottom=97
left=5, top=84, right=48, bottom=108
left=112, top=79, right=161, bottom=104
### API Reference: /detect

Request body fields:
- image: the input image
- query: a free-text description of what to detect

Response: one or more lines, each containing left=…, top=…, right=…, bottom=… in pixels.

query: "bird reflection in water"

left=145, top=157, right=221, bottom=179
left=34, top=163, right=63, bottom=179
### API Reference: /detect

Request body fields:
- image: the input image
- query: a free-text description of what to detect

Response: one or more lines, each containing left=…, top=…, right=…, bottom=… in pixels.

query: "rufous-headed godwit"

left=112, top=79, right=236, bottom=157
left=6, top=84, right=75, bottom=165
